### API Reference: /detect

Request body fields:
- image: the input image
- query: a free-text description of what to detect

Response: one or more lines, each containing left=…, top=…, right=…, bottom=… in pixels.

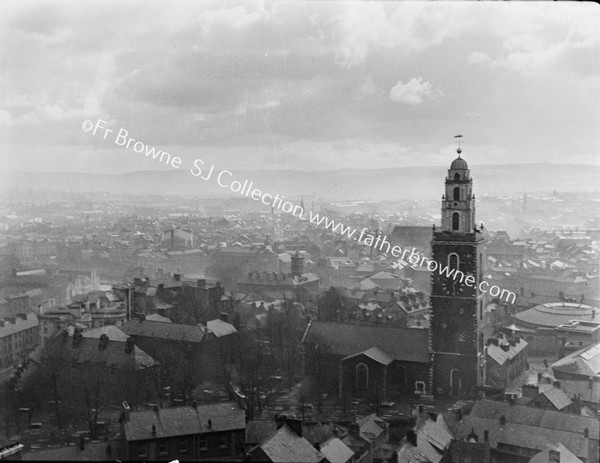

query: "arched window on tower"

left=454, top=173, right=461, bottom=181
left=356, top=363, right=369, bottom=389
left=448, top=253, right=460, bottom=270
left=452, top=212, right=460, bottom=231
left=453, top=187, right=460, bottom=201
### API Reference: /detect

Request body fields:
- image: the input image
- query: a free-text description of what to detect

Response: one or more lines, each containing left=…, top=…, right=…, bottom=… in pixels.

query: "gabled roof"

left=206, top=319, right=237, bottom=337
left=357, top=414, right=387, bottom=443
left=486, top=338, right=528, bottom=366
left=342, top=347, right=393, bottom=366
left=552, top=341, right=600, bottom=378
left=320, top=437, right=355, bottom=463
left=121, top=319, right=205, bottom=343
left=451, top=399, right=599, bottom=459
left=529, top=443, right=583, bottom=463
left=541, top=386, right=572, bottom=411
left=81, top=325, right=129, bottom=342
left=257, top=424, right=325, bottom=463
left=123, top=402, right=245, bottom=442
left=302, top=321, right=430, bottom=363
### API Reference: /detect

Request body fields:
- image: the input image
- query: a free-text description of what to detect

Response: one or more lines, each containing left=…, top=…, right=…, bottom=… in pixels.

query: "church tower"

left=430, top=139, right=486, bottom=397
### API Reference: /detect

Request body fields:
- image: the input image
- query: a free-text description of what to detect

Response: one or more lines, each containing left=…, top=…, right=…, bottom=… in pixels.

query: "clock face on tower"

left=441, top=278, right=464, bottom=296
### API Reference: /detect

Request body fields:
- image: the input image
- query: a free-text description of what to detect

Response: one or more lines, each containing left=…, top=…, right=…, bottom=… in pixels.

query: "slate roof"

left=145, top=313, right=172, bottom=323
left=552, top=342, right=600, bottom=378
left=342, top=347, right=393, bottom=366
left=541, top=386, right=573, bottom=411
left=451, top=399, right=599, bottom=460
left=397, top=442, right=432, bottom=463
left=123, top=402, right=245, bottom=442
left=257, top=424, right=325, bottom=463
left=207, top=319, right=237, bottom=338
left=302, top=321, right=430, bottom=363
left=45, top=331, right=157, bottom=370
left=121, top=319, right=205, bottom=343
left=357, top=414, right=387, bottom=443
left=81, top=325, right=129, bottom=342
left=486, top=338, right=528, bottom=366
left=320, top=437, right=355, bottom=463
left=529, top=443, right=583, bottom=463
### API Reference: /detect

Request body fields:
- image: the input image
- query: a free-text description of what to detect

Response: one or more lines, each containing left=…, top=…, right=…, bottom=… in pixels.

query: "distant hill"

left=1, top=163, right=597, bottom=200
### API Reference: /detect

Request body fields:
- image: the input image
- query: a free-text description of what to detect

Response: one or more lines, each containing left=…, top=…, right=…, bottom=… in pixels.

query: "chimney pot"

left=208, top=418, right=212, bottom=429
left=78, top=434, right=85, bottom=451
left=549, top=448, right=560, bottom=463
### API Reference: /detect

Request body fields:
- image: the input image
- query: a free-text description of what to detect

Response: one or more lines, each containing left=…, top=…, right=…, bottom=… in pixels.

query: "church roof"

left=450, top=156, right=468, bottom=170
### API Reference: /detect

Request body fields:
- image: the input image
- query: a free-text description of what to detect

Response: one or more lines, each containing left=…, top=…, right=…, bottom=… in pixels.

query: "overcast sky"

left=0, top=1, right=598, bottom=174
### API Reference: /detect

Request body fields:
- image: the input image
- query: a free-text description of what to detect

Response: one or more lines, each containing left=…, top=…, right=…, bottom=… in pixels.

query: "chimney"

left=138, top=313, right=146, bottom=322
left=78, top=434, right=85, bottom=451
left=125, top=337, right=134, bottom=354
left=173, top=273, right=181, bottom=281
left=553, top=380, right=561, bottom=389
left=522, top=384, right=539, bottom=399
left=98, top=334, right=109, bottom=351
left=152, top=424, right=156, bottom=436
left=467, top=428, right=478, bottom=442
left=500, top=343, right=510, bottom=352
left=220, top=312, right=229, bottom=323
left=207, top=419, right=212, bottom=429
left=499, top=415, right=506, bottom=426
left=583, top=427, right=589, bottom=438
left=122, top=401, right=130, bottom=422
left=197, top=279, right=206, bottom=289
left=484, top=430, right=489, bottom=442
left=72, top=329, right=83, bottom=348
left=549, top=448, right=560, bottom=463
left=406, top=430, right=417, bottom=447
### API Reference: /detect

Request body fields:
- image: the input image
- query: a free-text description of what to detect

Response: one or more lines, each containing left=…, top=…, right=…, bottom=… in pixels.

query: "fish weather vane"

left=454, top=134, right=463, bottom=155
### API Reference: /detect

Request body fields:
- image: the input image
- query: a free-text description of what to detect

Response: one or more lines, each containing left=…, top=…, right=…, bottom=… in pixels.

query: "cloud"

left=389, top=78, right=438, bottom=105
left=467, top=51, right=491, bottom=65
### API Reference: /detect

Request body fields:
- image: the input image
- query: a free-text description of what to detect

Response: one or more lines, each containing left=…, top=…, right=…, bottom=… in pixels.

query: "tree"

left=318, top=287, right=344, bottom=322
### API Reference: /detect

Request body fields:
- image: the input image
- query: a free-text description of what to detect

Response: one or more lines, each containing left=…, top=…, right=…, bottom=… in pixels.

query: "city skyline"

left=1, top=1, right=599, bottom=175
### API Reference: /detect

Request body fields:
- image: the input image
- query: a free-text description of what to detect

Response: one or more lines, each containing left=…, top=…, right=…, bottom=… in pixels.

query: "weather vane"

left=454, top=134, right=463, bottom=155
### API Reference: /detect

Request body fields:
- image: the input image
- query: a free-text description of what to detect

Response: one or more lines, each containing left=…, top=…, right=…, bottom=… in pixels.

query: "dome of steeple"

left=450, top=153, right=468, bottom=170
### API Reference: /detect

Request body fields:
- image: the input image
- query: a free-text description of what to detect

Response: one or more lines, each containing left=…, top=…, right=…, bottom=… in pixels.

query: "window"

left=452, top=212, right=460, bottom=231
left=454, top=173, right=460, bottom=181
left=135, top=442, right=146, bottom=458
left=218, top=435, right=228, bottom=449
left=415, top=381, right=426, bottom=394
left=158, top=441, right=168, bottom=456
left=356, top=363, right=369, bottom=389
left=453, top=187, right=460, bottom=201
left=179, top=440, right=188, bottom=454
left=448, top=253, right=460, bottom=271
left=199, top=435, right=208, bottom=451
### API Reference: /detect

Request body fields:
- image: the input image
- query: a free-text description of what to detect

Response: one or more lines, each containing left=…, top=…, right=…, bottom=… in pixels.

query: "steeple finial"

left=454, top=134, right=463, bottom=157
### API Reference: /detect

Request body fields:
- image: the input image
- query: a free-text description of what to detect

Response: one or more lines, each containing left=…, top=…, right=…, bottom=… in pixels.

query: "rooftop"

left=123, top=402, right=245, bottom=441
left=302, top=321, right=430, bottom=364
left=121, top=319, right=206, bottom=343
